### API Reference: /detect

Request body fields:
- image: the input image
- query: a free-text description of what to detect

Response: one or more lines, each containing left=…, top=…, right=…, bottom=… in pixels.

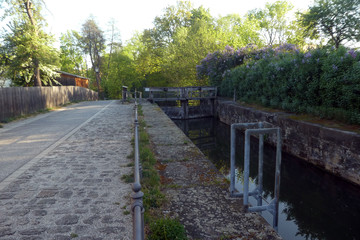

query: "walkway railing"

left=132, top=100, right=144, bottom=240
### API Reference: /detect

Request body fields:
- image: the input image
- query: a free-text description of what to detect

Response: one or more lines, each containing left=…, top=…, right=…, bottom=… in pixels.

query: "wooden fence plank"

left=0, top=86, right=98, bottom=122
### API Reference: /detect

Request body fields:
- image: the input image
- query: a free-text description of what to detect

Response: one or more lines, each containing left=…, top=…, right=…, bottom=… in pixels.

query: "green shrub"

left=148, top=217, right=187, bottom=240
left=143, top=187, right=165, bottom=209
left=213, top=45, right=360, bottom=125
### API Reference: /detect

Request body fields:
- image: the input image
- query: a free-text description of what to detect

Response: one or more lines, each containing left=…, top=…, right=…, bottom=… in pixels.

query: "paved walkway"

left=0, top=100, right=133, bottom=239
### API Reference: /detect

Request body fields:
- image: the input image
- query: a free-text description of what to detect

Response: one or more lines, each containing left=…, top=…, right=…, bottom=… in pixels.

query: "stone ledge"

left=216, top=100, right=360, bottom=186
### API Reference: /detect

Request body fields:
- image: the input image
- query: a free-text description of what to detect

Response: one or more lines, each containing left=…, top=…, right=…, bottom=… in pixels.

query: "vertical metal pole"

left=258, top=122, right=264, bottom=207
left=273, top=128, right=282, bottom=230
left=243, top=130, right=251, bottom=210
left=230, top=124, right=236, bottom=195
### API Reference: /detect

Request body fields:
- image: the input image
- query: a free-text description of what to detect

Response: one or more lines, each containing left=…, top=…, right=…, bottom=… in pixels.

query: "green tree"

left=80, top=17, right=105, bottom=96
left=249, top=1, right=294, bottom=46
left=0, top=0, right=60, bottom=86
left=153, top=0, right=193, bottom=45
left=163, top=6, right=219, bottom=86
left=301, top=0, right=360, bottom=48
left=102, top=48, right=141, bottom=98
left=60, top=30, right=86, bottom=75
left=103, top=19, right=122, bottom=84
left=216, top=14, right=262, bottom=48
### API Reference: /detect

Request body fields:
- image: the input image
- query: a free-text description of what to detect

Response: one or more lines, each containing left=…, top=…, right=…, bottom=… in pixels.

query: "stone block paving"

left=0, top=101, right=133, bottom=240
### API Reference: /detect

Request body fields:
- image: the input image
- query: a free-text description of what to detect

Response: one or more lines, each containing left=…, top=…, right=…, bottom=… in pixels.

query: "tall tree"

left=103, top=19, right=122, bottom=84
left=80, top=18, right=105, bottom=96
left=153, top=0, right=193, bottom=45
left=216, top=14, right=262, bottom=48
left=60, top=30, right=86, bottom=75
left=249, top=1, right=294, bottom=46
left=301, top=0, right=360, bottom=48
left=0, top=0, right=59, bottom=86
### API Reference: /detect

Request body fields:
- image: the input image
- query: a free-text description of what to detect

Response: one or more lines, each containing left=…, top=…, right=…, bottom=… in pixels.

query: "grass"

left=70, top=233, right=78, bottom=238
left=135, top=104, right=187, bottom=239
left=121, top=173, right=134, bottom=183
left=148, top=217, right=187, bottom=240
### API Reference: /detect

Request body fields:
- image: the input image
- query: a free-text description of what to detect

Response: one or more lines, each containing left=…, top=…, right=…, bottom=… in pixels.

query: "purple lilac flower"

left=304, top=52, right=312, bottom=58
left=348, top=49, right=357, bottom=59
left=225, top=45, right=234, bottom=52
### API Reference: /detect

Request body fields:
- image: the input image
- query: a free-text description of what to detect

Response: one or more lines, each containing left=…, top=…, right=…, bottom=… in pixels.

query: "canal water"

left=173, top=117, right=360, bottom=240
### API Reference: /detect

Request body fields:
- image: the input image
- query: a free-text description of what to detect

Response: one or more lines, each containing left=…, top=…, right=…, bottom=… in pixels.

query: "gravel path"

left=0, top=100, right=133, bottom=240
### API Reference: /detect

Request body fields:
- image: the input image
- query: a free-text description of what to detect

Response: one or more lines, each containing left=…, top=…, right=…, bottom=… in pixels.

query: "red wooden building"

left=56, top=71, right=89, bottom=88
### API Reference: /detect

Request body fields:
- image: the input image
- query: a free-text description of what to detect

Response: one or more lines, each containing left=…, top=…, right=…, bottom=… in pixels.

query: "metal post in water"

left=243, top=130, right=251, bottom=210
left=230, top=124, right=236, bottom=195
left=230, top=123, right=282, bottom=231
left=273, top=128, right=282, bottom=230
left=258, top=122, right=264, bottom=207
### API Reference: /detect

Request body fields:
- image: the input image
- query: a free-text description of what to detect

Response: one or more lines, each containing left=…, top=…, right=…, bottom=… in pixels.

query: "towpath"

left=142, top=102, right=282, bottom=239
left=0, top=100, right=133, bottom=239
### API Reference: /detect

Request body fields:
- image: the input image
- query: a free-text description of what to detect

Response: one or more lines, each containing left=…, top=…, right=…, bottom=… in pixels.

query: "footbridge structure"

left=145, top=86, right=217, bottom=119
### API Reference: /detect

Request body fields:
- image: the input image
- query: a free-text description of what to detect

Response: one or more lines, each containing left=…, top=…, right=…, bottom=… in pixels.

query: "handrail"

left=132, top=100, right=144, bottom=240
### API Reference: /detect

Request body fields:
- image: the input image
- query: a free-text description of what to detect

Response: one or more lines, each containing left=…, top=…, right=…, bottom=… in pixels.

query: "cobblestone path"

left=0, top=101, right=133, bottom=240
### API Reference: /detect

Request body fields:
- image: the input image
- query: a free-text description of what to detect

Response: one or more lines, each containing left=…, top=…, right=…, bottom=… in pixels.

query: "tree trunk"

left=25, top=0, right=42, bottom=86
left=95, top=72, right=100, bottom=98
left=34, top=60, right=42, bottom=86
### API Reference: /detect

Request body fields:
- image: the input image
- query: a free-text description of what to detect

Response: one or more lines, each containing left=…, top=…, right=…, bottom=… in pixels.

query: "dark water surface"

left=173, top=118, right=360, bottom=240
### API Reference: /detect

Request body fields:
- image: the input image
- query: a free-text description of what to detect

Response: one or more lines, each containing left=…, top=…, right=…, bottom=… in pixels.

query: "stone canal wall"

left=216, top=100, right=360, bottom=186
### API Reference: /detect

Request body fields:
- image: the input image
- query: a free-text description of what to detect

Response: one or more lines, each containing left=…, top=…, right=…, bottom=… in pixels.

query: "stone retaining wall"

left=216, top=100, right=360, bottom=186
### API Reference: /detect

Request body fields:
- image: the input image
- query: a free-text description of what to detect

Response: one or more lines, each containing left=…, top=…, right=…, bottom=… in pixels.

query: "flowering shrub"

left=196, top=44, right=263, bottom=87
left=197, top=45, right=360, bottom=124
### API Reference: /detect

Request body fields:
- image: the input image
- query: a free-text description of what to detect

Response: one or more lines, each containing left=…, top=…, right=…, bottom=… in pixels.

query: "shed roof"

left=57, top=71, right=89, bottom=80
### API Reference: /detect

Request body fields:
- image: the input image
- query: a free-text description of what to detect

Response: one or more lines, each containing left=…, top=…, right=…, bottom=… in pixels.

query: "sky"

left=44, top=0, right=314, bottom=45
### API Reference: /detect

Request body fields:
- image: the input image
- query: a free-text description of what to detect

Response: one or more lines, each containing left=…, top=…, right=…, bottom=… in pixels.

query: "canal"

left=173, top=117, right=360, bottom=240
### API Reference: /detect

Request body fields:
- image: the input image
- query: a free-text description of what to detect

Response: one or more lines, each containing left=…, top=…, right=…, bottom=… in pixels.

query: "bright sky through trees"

left=44, top=0, right=313, bottom=43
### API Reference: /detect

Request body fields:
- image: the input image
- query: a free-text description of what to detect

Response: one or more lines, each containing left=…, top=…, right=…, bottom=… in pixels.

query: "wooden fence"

left=0, top=86, right=98, bottom=122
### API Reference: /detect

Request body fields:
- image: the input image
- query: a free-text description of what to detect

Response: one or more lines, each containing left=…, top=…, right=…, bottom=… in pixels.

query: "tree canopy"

left=301, top=0, right=360, bottom=48
left=0, top=0, right=60, bottom=86
left=80, top=18, right=106, bottom=95
left=1, top=0, right=359, bottom=97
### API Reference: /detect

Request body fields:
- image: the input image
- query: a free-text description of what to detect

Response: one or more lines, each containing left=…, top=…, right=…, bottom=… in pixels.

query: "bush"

left=148, top=217, right=187, bottom=240
left=200, top=44, right=360, bottom=125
